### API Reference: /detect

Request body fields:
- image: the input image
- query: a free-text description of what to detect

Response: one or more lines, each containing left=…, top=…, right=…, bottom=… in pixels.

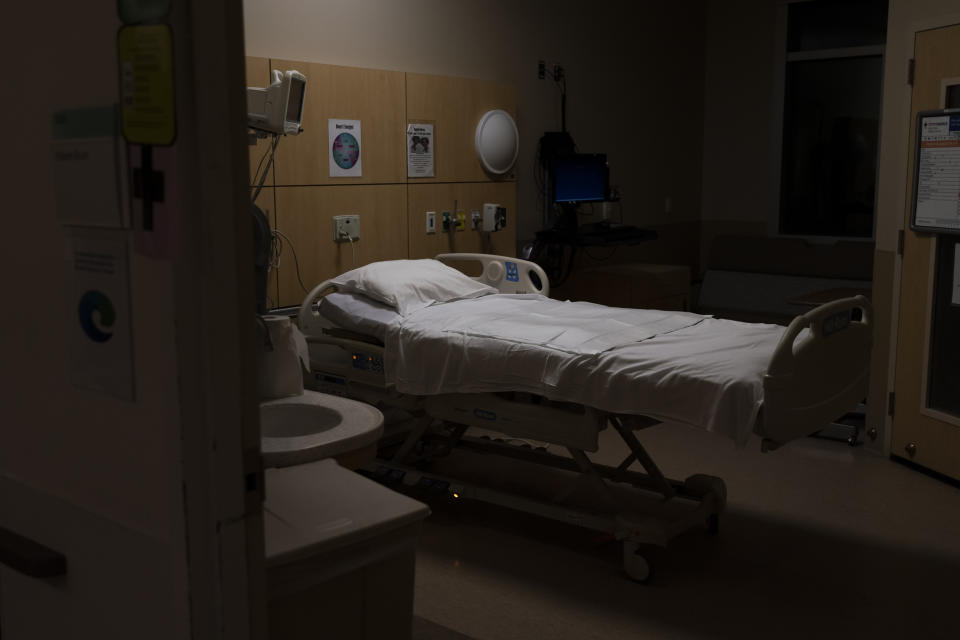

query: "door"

left=0, top=1, right=263, bottom=638
left=892, top=23, right=960, bottom=480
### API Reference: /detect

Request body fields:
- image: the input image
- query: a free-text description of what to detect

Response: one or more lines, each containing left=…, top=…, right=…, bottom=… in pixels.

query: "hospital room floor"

left=409, top=424, right=960, bottom=640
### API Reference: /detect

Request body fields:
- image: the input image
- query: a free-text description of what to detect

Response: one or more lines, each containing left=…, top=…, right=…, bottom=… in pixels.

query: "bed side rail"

left=436, top=253, right=550, bottom=296
left=304, top=332, right=386, bottom=355
left=760, top=295, right=873, bottom=448
left=297, top=279, right=339, bottom=337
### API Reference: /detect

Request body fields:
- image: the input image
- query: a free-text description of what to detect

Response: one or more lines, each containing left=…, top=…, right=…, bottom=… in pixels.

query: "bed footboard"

left=759, top=295, right=873, bottom=448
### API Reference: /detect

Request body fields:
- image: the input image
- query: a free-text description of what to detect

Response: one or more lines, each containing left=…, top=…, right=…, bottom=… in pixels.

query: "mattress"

left=319, top=292, right=788, bottom=445
left=319, top=292, right=399, bottom=341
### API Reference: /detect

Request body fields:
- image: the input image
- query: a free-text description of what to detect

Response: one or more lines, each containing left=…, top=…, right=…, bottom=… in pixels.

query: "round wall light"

left=475, top=109, right=519, bottom=175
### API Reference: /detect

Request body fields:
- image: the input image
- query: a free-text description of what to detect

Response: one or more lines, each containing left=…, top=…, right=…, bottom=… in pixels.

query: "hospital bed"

left=297, top=254, right=872, bottom=582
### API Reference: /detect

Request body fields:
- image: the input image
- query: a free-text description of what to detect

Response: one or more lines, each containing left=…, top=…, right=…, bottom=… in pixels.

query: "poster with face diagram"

left=329, top=119, right=362, bottom=177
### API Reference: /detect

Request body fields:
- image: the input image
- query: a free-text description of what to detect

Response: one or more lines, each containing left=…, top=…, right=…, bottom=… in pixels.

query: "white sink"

left=260, top=390, right=384, bottom=468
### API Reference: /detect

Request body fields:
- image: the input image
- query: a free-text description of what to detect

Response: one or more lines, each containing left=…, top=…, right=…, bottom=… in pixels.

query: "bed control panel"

left=351, top=351, right=384, bottom=373
left=505, top=261, right=520, bottom=282
left=821, top=310, right=851, bottom=336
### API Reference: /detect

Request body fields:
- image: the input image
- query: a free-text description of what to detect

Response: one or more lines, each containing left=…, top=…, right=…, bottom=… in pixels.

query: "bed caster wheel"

left=623, top=543, right=660, bottom=584
left=706, top=513, right=719, bottom=535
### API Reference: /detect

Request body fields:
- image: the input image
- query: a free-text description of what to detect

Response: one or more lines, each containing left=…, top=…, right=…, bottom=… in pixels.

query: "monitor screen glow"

left=286, top=78, right=305, bottom=125
left=552, top=154, right=608, bottom=203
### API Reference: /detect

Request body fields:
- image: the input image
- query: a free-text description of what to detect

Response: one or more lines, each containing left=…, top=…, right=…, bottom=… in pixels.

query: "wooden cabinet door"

left=892, top=23, right=960, bottom=479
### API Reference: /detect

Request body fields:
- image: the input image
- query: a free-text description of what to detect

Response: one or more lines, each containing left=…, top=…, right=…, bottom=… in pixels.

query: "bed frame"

left=297, top=254, right=873, bottom=582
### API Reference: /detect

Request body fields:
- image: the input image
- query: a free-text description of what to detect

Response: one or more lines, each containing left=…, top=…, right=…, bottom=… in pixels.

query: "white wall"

left=243, top=0, right=707, bottom=246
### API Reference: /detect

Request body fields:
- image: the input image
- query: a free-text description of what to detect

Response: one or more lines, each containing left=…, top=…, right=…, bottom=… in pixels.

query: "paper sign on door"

left=64, top=228, right=136, bottom=401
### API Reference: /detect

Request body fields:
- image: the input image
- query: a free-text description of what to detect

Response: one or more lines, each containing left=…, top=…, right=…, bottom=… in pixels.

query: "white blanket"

left=384, top=294, right=784, bottom=445
left=400, top=294, right=706, bottom=355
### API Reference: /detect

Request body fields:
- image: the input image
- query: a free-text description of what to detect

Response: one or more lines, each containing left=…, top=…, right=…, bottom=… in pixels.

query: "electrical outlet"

left=333, top=214, right=360, bottom=242
left=471, top=210, right=481, bottom=230
left=426, top=211, right=436, bottom=234
left=456, top=210, right=466, bottom=231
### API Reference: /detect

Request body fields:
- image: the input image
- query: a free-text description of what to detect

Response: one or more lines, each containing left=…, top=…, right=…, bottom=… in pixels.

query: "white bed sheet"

left=319, top=292, right=787, bottom=445
left=319, top=292, right=399, bottom=341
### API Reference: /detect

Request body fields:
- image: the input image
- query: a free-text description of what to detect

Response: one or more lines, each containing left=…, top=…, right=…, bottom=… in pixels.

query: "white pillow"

left=330, top=259, right=497, bottom=315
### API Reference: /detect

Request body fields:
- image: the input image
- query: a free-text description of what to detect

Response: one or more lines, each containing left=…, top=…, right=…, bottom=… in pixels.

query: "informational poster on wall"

left=64, top=227, right=135, bottom=401
left=407, top=123, right=435, bottom=177
left=912, top=111, right=960, bottom=233
left=329, top=118, right=362, bottom=177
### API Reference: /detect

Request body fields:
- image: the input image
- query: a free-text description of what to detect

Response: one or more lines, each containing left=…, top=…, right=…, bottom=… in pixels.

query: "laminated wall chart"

left=407, top=123, right=434, bottom=177
left=912, top=111, right=960, bottom=233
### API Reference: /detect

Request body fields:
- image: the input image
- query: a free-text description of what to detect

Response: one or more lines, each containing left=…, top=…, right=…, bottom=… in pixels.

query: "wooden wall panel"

left=274, top=185, right=408, bottom=307
left=407, top=182, right=516, bottom=260
left=406, top=73, right=517, bottom=183
left=251, top=60, right=520, bottom=310
left=246, top=57, right=273, bottom=186
left=271, top=60, right=406, bottom=186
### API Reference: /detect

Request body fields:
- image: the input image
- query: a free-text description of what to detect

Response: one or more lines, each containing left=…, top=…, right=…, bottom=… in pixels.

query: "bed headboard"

left=436, top=253, right=549, bottom=296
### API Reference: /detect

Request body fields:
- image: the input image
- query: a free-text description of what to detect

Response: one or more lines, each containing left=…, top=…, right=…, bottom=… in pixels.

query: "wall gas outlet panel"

left=333, top=214, right=360, bottom=242
left=456, top=210, right=466, bottom=231
left=471, top=210, right=481, bottom=230
left=441, top=211, right=451, bottom=232
left=426, top=211, right=436, bottom=234
left=482, top=203, right=506, bottom=232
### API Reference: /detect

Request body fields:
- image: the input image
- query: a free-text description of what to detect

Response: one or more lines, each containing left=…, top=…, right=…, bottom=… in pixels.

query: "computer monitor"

left=247, top=70, right=307, bottom=136
left=552, top=154, right=608, bottom=203
left=285, top=74, right=305, bottom=127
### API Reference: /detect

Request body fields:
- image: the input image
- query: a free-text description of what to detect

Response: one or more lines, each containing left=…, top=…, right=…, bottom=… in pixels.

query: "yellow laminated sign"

left=117, top=24, right=176, bottom=145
